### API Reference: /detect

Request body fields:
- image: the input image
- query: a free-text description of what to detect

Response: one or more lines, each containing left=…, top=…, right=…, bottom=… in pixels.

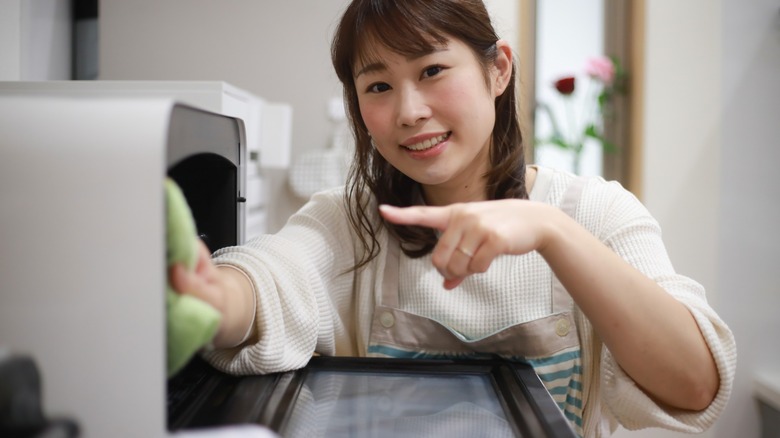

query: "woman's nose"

left=395, top=86, right=431, bottom=127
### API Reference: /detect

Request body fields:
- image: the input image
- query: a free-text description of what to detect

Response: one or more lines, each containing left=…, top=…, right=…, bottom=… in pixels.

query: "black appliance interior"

left=166, top=104, right=243, bottom=254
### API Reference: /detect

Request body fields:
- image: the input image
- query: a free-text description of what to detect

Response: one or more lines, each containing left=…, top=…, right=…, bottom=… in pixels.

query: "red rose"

left=554, top=76, right=576, bottom=95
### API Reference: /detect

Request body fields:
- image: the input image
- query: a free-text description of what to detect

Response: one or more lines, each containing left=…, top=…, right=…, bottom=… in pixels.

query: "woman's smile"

left=401, top=131, right=451, bottom=151
left=402, top=131, right=451, bottom=159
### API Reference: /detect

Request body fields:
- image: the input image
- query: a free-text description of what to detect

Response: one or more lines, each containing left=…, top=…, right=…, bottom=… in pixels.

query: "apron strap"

left=380, top=232, right=400, bottom=308
left=559, top=176, right=588, bottom=219
left=552, top=176, right=588, bottom=314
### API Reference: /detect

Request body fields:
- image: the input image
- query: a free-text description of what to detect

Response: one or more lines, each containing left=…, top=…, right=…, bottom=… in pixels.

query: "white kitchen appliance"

left=0, top=95, right=245, bottom=437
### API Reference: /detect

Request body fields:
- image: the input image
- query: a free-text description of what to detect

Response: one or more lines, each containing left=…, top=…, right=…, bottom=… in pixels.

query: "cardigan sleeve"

left=201, top=188, right=359, bottom=375
left=580, top=178, right=736, bottom=432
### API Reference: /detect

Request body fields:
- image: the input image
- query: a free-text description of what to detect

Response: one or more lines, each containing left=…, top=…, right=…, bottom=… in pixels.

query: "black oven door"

left=167, top=356, right=577, bottom=438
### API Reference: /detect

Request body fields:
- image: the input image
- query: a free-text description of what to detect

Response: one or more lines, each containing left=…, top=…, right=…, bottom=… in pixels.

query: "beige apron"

left=367, top=177, right=589, bottom=436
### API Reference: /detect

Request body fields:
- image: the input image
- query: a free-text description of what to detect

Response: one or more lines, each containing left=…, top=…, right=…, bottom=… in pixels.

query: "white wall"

left=21, top=0, right=71, bottom=80
left=613, top=2, right=722, bottom=436
left=483, top=0, right=519, bottom=53
left=617, top=1, right=780, bottom=438
left=642, top=2, right=722, bottom=302
left=715, top=0, right=780, bottom=437
left=99, top=0, right=352, bottom=231
left=0, top=0, right=71, bottom=80
left=0, top=0, right=23, bottom=79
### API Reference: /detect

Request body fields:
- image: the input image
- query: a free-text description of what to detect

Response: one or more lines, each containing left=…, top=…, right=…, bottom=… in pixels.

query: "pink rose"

left=585, top=56, right=615, bottom=85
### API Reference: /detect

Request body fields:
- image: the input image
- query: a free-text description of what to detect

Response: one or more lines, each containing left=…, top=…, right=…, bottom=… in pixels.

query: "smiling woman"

left=166, top=1, right=735, bottom=436
left=354, top=36, right=509, bottom=205
left=332, top=0, right=527, bottom=262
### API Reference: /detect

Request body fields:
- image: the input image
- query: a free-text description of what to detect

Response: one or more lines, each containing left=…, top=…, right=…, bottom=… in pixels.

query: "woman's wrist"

left=211, top=264, right=257, bottom=349
left=533, top=203, right=572, bottom=257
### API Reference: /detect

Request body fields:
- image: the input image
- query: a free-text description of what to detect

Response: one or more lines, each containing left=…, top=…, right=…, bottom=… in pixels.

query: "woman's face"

left=354, top=36, right=510, bottom=204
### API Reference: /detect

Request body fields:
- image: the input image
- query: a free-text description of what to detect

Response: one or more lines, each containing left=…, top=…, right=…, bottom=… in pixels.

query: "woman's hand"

left=379, top=200, right=558, bottom=289
left=169, top=240, right=256, bottom=348
left=170, top=240, right=226, bottom=312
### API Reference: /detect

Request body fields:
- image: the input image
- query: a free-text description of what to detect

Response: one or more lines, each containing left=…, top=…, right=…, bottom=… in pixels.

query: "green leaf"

left=598, top=92, right=608, bottom=108
left=583, top=124, right=618, bottom=153
left=584, top=124, right=602, bottom=139
left=535, top=135, right=574, bottom=151
left=601, top=139, right=619, bottom=153
left=550, top=138, right=573, bottom=151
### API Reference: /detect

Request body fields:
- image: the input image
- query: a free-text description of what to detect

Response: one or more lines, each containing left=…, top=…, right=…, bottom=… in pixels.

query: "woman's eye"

left=422, top=65, right=444, bottom=78
left=368, top=82, right=391, bottom=93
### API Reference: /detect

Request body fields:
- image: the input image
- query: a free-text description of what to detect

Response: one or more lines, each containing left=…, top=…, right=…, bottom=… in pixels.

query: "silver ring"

left=456, top=246, right=474, bottom=258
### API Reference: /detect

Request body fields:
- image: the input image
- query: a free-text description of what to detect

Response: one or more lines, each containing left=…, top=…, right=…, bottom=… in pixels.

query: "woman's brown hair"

left=331, top=0, right=527, bottom=270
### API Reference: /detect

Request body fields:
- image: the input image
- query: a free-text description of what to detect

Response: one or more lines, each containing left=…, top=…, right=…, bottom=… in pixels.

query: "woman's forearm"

left=538, top=208, right=719, bottom=411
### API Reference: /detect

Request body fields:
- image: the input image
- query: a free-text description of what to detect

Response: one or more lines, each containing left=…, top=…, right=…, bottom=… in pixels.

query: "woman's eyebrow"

left=355, top=46, right=449, bottom=78
left=356, top=61, right=386, bottom=78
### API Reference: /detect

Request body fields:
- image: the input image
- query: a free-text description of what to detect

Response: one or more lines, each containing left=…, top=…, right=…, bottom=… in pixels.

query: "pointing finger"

left=443, top=277, right=465, bottom=290
left=379, top=204, right=451, bottom=231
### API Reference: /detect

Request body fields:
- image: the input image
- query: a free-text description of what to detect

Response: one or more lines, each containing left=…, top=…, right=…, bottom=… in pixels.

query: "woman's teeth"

left=404, top=132, right=450, bottom=151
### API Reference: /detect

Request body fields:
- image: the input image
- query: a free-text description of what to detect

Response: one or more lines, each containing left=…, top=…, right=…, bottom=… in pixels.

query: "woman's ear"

left=492, top=39, right=513, bottom=97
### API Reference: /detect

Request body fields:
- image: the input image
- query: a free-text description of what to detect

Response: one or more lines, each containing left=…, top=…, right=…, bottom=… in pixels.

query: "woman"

left=171, top=0, right=735, bottom=435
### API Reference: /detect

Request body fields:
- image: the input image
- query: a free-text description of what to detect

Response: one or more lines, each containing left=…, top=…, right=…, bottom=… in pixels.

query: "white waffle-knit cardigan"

left=203, top=166, right=736, bottom=436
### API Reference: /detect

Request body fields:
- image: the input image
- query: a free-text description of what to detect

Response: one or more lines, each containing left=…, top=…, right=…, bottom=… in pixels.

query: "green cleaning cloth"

left=165, top=178, right=222, bottom=377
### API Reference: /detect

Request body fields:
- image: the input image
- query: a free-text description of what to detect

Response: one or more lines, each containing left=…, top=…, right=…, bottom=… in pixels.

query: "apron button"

left=380, top=311, right=395, bottom=328
left=555, top=318, right=571, bottom=337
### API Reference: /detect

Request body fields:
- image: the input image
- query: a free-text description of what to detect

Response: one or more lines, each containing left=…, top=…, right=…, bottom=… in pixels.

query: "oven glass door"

left=168, top=356, right=577, bottom=438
